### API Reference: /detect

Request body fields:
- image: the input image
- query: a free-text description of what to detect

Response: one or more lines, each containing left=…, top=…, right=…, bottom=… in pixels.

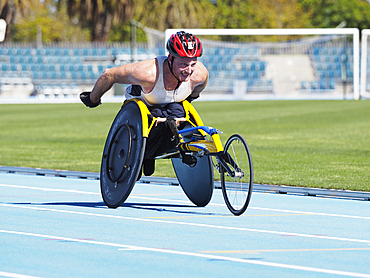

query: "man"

left=81, top=31, right=209, bottom=176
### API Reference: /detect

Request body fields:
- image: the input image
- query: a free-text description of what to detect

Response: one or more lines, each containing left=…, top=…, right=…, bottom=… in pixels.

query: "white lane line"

left=132, top=196, right=370, bottom=220
left=1, top=229, right=370, bottom=278
left=1, top=203, right=370, bottom=245
left=0, top=271, right=41, bottom=278
left=249, top=206, right=370, bottom=220
left=0, top=184, right=99, bottom=196
left=2, top=183, right=370, bottom=221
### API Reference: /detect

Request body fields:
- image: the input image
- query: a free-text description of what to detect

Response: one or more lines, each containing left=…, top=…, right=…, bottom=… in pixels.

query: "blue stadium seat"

left=1, top=64, right=10, bottom=71
left=300, top=80, right=336, bottom=92
left=21, top=64, right=32, bottom=71
left=1, top=44, right=272, bottom=95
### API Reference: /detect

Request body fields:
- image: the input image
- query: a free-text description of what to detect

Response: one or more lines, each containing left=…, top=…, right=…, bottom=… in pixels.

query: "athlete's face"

left=171, top=56, right=198, bottom=82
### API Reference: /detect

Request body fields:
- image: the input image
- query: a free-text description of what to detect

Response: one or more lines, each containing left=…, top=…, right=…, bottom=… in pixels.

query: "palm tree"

left=60, top=0, right=133, bottom=42
left=60, top=0, right=216, bottom=42
left=0, top=0, right=36, bottom=42
left=134, top=0, right=217, bottom=31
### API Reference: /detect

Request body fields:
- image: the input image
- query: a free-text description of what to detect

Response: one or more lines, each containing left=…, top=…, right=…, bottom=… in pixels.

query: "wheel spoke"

left=221, top=134, right=253, bottom=216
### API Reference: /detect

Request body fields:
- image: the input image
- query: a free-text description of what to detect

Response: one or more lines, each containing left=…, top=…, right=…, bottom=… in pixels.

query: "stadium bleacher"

left=300, top=46, right=353, bottom=93
left=0, top=43, right=356, bottom=98
left=0, top=44, right=273, bottom=98
left=200, top=46, right=273, bottom=94
left=0, top=45, right=136, bottom=98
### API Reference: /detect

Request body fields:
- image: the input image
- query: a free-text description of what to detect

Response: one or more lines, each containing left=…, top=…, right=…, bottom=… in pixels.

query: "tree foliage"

left=213, top=0, right=311, bottom=41
left=247, top=0, right=311, bottom=29
left=58, top=0, right=133, bottom=42
left=132, top=0, right=217, bottom=31
left=107, top=0, right=217, bottom=42
left=1, top=0, right=40, bottom=42
left=300, top=0, right=370, bottom=30
left=3, top=0, right=370, bottom=43
left=9, top=0, right=90, bottom=42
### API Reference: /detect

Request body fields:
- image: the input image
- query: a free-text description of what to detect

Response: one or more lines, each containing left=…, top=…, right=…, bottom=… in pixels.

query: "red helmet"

left=166, top=31, right=203, bottom=58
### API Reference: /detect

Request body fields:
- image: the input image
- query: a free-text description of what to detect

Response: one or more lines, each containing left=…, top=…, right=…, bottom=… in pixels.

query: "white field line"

left=1, top=203, right=370, bottom=245
left=1, top=229, right=370, bottom=278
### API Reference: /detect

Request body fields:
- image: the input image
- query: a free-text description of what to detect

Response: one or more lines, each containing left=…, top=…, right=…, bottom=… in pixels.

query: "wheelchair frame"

left=100, top=98, right=253, bottom=216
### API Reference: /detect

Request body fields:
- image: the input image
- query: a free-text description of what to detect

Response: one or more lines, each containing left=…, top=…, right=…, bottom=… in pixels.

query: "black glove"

left=186, top=94, right=199, bottom=103
left=80, top=91, right=101, bottom=108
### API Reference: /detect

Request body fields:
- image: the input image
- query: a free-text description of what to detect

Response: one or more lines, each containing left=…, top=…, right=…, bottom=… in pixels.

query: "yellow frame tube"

left=182, top=100, right=204, bottom=126
left=122, top=99, right=224, bottom=152
left=211, top=134, right=224, bottom=152
left=123, top=99, right=151, bottom=137
left=183, top=100, right=224, bottom=152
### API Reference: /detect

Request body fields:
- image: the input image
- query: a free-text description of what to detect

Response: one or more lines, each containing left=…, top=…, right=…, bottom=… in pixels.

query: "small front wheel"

left=220, top=134, right=253, bottom=216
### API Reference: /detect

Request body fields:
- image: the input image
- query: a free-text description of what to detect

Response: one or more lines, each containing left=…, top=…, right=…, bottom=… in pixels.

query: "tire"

left=172, top=122, right=214, bottom=207
left=100, top=101, right=146, bottom=208
left=221, top=134, right=253, bottom=216
left=172, top=156, right=214, bottom=207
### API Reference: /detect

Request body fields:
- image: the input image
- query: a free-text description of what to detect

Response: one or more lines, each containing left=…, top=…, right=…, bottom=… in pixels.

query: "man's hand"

left=80, top=92, right=101, bottom=108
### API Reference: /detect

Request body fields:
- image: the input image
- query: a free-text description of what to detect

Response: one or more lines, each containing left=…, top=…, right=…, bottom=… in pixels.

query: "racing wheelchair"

left=100, top=98, right=253, bottom=216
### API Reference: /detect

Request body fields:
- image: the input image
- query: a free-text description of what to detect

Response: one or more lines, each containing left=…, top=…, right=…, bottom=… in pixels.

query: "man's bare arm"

left=89, top=59, right=157, bottom=103
left=189, top=62, right=209, bottom=99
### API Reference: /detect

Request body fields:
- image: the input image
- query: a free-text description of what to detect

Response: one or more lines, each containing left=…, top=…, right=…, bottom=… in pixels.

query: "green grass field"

left=0, top=100, right=369, bottom=191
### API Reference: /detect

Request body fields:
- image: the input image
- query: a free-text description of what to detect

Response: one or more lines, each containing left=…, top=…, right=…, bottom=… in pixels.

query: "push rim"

left=100, top=101, right=146, bottom=208
left=106, top=123, right=132, bottom=183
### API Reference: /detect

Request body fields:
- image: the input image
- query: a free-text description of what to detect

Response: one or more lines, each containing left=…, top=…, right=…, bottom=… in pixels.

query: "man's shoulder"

left=137, top=56, right=166, bottom=65
left=130, top=58, right=157, bottom=81
left=135, top=57, right=157, bottom=67
left=191, top=61, right=209, bottom=83
left=125, top=57, right=158, bottom=92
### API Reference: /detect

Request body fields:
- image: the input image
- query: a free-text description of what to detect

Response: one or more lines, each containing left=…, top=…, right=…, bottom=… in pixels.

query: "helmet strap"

left=167, top=57, right=182, bottom=91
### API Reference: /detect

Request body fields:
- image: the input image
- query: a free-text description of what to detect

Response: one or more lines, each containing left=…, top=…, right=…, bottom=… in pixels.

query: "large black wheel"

left=172, top=156, right=214, bottom=207
left=221, top=134, right=253, bottom=216
left=172, top=122, right=214, bottom=207
left=100, top=101, right=146, bottom=208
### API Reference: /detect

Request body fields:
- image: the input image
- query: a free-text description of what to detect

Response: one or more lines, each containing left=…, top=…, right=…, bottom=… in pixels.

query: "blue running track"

left=1, top=172, right=370, bottom=278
